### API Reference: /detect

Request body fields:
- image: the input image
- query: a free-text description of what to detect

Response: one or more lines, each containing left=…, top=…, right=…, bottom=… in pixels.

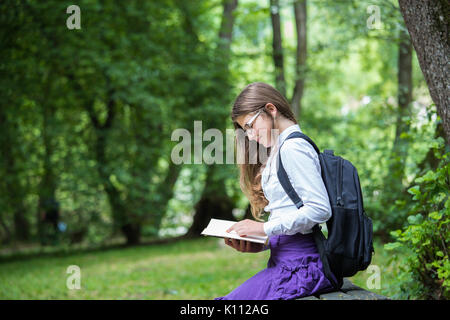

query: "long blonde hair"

left=231, top=82, right=297, bottom=220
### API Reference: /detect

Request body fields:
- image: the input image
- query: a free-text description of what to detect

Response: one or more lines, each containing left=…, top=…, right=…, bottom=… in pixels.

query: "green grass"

left=0, top=237, right=402, bottom=299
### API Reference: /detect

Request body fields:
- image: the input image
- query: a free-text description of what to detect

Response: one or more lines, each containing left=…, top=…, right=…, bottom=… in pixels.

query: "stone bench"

left=297, top=278, right=389, bottom=300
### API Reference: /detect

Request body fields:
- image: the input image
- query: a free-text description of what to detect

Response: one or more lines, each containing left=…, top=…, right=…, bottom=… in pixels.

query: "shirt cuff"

left=263, top=219, right=280, bottom=238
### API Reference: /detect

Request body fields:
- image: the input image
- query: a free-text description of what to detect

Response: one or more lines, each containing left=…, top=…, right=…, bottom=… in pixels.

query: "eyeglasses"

left=243, top=108, right=263, bottom=134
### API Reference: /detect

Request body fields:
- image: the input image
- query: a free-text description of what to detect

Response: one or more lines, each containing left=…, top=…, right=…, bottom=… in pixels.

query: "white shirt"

left=261, top=124, right=332, bottom=237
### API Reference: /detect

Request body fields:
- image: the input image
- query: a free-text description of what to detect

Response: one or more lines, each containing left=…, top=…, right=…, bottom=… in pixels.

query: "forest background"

left=0, top=0, right=448, bottom=300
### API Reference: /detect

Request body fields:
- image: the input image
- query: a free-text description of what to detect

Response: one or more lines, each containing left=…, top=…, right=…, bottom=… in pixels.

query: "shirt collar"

left=262, top=123, right=302, bottom=175
left=277, top=123, right=302, bottom=146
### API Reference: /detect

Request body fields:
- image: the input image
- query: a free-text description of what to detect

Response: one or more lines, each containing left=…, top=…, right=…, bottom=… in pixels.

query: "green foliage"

left=0, top=0, right=233, bottom=245
left=357, top=103, right=442, bottom=236
left=384, top=136, right=449, bottom=299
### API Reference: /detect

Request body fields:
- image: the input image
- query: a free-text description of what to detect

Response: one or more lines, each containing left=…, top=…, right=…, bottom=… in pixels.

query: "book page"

left=201, top=218, right=268, bottom=244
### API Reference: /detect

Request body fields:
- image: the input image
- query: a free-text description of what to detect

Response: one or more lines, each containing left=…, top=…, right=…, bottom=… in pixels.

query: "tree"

left=398, top=0, right=450, bottom=146
left=379, top=26, right=414, bottom=234
left=0, top=106, right=30, bottom=242
left=186, top=0, right=239, bottom=237
left=0, top=0, right=225, bottom=246
left=270, top=0, right=287, bottom=98
left=291, top=0, right=307, bottom=119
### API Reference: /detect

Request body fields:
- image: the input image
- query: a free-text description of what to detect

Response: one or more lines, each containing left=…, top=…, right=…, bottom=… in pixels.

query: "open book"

left=201, top=218, right=269, bottom=244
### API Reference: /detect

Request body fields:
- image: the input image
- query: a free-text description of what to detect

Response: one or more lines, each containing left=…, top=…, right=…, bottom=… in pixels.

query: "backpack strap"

left=276, top=131, right=342, bottom=290
left=276, top=131, right=320, bottom=209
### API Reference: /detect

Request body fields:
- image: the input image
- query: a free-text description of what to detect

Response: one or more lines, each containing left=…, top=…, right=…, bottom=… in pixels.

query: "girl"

left=215, top=82, right=336, bottom=300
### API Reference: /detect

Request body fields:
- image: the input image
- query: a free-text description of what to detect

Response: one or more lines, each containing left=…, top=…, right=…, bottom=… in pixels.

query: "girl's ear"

left=265, top=103, right=278, bottom=119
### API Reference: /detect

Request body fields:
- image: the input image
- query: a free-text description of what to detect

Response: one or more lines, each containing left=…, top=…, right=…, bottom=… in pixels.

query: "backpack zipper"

left=336, top=157, right=344, bottom=206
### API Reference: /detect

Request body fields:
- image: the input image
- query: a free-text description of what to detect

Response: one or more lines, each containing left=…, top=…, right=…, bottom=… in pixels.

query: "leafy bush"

left=384, top=136, right=449, bottom=300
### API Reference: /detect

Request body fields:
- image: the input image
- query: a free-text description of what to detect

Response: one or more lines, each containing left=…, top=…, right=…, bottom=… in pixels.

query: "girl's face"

left=236, top=108, right=275, bottom=148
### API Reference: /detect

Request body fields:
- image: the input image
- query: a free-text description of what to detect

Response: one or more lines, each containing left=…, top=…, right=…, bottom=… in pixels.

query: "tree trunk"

left=291, top=0, right=307, bottom=119
left=37, top=100, right=58, bottom=244
left=398, top=0, right=450, bottom=146
left=218, top=0, right=238, bottom=55
left=0, top=215, right=12, bottom=244
left=387, top=32, right=413, bottom=194
left=379, top=31, right=414, bottom=235
left=270, top=0, right=287, bottom=98
left=0, top=104, right=30, bottom=242
left=396, top=33, right=413, bottom=137
left=86, top=90, right=142, bottom=245
left=185, top=0, right=239, bottom=237
left=186, top=164, right=236, bottom=237
left=151, top=160, right=183, bottom=233
left=12, top=194, right=29, bottom=242
left=121, top=223, right=141, bottom=246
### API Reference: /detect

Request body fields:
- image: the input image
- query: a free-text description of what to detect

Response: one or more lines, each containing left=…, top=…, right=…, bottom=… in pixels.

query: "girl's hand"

left=224, top=238, right=264, bottom=253
left=226, top=219, right=266, bottom=237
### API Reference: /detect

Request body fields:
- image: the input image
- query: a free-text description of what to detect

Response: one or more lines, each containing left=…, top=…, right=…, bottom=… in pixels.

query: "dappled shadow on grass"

left=0, top=234, right=203, bottom=264
left=0, top=237, right=270, bottom=299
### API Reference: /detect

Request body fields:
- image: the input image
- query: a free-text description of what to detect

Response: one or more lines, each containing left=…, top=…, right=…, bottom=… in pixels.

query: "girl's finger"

left=231, top=225, right=243, bottom=237
left=237, top=228, right=247, bottom=237
left=239, top=239, right=246, bottom=251
left=245, top=240, right=252, bottom=252
left=226, top=223, right=237, bottom=233
left=231, top=238, right=239, bottom=250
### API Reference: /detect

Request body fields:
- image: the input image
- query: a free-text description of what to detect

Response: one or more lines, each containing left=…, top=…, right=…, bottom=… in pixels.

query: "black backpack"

left=276, top=131, right=374, bottom=289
